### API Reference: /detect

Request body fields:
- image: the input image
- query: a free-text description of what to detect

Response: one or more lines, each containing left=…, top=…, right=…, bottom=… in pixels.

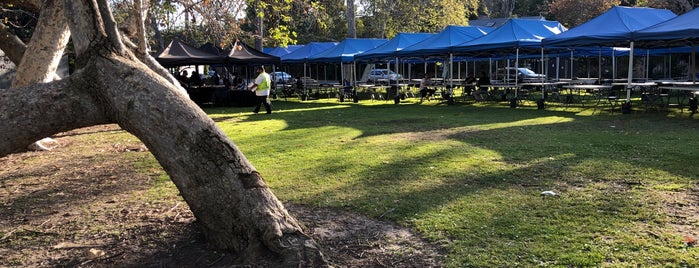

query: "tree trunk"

left=11, top=0, right=70, bottom=87
left=346, top=0, right=356, bottom=38
left=254, top=0, right=264, bottom=50
left=0, top=0, right=328, bottom=266
left=148, top=12, right=165, bottom=52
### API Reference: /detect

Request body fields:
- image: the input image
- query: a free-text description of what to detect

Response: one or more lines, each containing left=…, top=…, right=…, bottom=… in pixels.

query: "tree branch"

left=134, top=0, right=148, bottom=58
left=0, top=21, right=26, bottom=64
left=63, top=0, right=105, bottom=58
left=0, top=72, right=111, bottom=156
left=12, top=0, right=70, bottom=87
left=95, top=0, right=125, bottom=53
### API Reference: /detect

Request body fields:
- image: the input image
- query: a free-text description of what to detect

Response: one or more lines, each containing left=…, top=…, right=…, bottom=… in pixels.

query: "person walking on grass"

left=248, top=66, right=273, bottom=114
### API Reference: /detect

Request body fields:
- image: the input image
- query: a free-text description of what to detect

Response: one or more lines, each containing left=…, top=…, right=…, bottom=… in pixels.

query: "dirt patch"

left=0, top=125, right=443, bottom=267
left=661, top=188, right=699, bottom=240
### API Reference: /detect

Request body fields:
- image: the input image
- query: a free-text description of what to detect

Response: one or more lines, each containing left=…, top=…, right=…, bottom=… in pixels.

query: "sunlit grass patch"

left=206, top=99, right=699, bottom=267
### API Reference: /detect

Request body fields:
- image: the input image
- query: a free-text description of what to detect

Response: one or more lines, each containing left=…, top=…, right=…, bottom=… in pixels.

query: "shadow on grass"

left=207, top=98, right=699, bottom=265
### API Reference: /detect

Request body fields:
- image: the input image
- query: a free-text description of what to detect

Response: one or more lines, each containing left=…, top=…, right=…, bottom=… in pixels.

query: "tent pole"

left=645, top=49, right=650, bottom=80
left=465, top=60, right=468, bottom=78
left=669, top=53, right=672, bottom=78
left=612, top=49, right=616, bottom=80
left=556, top=57, right=560, bottom=80
left=352, top=61, right=356, bottom=91
left=626, top=41, right=634, bottom=102
left=449, top=53, right=454, bottom=96
left=587, top=56, right=591, bottom=78
left=514, top=48, right=519, bottom=98
left=506, top=57, right=510, bottom=82
left=570, top=50, right=574, bottom=79
left=459, top=60, right=462, bottom=80
left=395, top=56, right=400, bottom=98
left=598, top=48, right=602, bottom=83
left=692, top=44, right=696, bottom=84
left=541, top=47, right=546, bottom=97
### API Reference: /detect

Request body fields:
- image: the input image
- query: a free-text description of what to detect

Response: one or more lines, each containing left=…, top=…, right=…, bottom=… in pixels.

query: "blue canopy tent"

left=541, top=6, right=676, bottom=101
left=542, top=6, right=676, bottom=48
left=454, top=19, right=566, bottom=54
left=278, top=42, right=337, bottom=88
left=633, top=7, right=699, bottom=47
left=398, top=25, right=492, bottom=58
left=354, top=33, right=435, bottom=62
left=633, top=7, right=699, bottom=84
left=398, top=26, right=493, bottom=89
left=452, top=18, right=566, bottom=89
left=280, top=42, right=337, bottom=63
left=266, top=45, right=304, bottom=58
left=306, top=38, right=387, bottom=86
left=307, top=38, right=387, bottom=63
left=353, top=33, right=435, bottom=86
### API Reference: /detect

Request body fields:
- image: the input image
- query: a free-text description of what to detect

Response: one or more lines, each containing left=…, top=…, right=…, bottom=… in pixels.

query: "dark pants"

left=420, top=87, right=436, bottom=98
left=254, top=95, right=272, bottom=114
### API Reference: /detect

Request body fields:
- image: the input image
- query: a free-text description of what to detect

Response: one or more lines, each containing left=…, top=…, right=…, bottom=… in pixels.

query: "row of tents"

left=156, top=6, right=698, bottom=84
left=156, top=39, right=281, bottom=68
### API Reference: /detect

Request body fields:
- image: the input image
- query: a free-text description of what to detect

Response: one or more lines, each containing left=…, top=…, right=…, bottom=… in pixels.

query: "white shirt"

left=253, top=72, right=271, bottom=96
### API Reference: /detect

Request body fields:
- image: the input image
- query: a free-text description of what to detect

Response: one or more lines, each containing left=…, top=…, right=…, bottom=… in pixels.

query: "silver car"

left=272, top=71, right=292, bottom=83
left=368, top=69, right=403, bottom=83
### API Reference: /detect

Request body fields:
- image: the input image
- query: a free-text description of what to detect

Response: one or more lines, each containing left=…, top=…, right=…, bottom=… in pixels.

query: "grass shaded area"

left=206, top=97, right=699, bottom=267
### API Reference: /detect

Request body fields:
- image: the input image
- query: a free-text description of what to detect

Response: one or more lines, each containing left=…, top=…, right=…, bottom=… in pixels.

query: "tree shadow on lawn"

left=255, top=101, right=699, bottom=264
left=302, top=129, right=699, bottom=265
left=0, top=124, right=445, bottom=267
left=216, top=99, right=699, bottom=181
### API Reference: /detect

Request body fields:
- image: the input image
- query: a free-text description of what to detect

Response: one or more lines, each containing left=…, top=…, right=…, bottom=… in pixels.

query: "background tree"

left=0, top=1, right=40, bottom=63
left=512, top=0, right=550, bottom=17
left=241, top=0, right=345, bottom=46
left=547, top=0, right=620, bottom=27
left=646, top=0, right=697, bottom=14
left=356, top=0, right=476, bottom=39
left=357, top=0, right=396, bottom=38
left=346, top=0, right=356, bottom=38
left=480, top=0, right=516, bottom=17
left=109, top=0, right=247, bottom=52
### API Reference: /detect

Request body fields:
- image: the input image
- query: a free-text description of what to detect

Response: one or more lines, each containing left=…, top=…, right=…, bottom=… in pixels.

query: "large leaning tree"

left=0, top=0, right=328, bottom=266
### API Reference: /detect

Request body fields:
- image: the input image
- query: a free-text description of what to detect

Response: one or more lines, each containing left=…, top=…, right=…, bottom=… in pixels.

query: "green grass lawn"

left=204, top=96, right=699, bottom=267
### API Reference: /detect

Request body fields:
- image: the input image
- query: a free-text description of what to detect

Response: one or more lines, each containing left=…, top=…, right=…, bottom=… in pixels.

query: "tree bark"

left=11, top=0, right=70, bottom=87
left=254, top=0, right=264, bottom=50
left=0, top=0, right=328, bottom=266
left=346, top=0, right=356, bottom=38
left=0, top=21, right=27, bottom=64
left=0, top=74, right=110, bottom=154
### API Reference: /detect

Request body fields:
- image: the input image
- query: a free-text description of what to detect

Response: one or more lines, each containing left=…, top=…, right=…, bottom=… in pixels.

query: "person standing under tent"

left=248, top=66, right=273, bottom=114
left=418, top=73, right=435, bottom=103
left=474, top=71, right=491, bottom=101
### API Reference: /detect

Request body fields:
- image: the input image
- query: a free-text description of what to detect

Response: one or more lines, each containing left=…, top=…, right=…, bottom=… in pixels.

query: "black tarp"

left=199, top=42, right=224, bottom=55
left=225, top=40, right=280, bottom=65
left=156, top=39, right=224, bottom=67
